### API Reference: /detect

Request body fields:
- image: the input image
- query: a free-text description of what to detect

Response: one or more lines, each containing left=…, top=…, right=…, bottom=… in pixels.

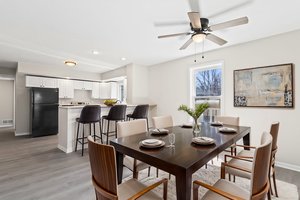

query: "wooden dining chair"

left=152, top=115, right=173, bottom=129
left=227, top=122, right=280, bottom=197
left=215, top=116, right=240, bottom=154
left=193, top=132, right=273, bottom=200
left=88, top=136, right=168, bottom=200
left=117, top=119, right=151, bottom=179
left=152, top=115, right=173, bottom=179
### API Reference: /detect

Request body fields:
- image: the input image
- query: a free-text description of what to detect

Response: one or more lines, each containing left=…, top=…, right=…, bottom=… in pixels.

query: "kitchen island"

left=57, top=104, right=155, bottom=153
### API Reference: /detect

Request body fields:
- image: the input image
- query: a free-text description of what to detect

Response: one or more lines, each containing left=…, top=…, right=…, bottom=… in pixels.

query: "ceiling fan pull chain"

left=194, top=43, right=197, bottom=62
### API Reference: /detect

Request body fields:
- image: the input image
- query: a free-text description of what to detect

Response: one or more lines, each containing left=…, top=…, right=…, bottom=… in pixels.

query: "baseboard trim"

left=276, top=161, right=300, bottom=172
left=57, top=144, right=72, bottom=154
left=15, top=132, right=30, bottom=136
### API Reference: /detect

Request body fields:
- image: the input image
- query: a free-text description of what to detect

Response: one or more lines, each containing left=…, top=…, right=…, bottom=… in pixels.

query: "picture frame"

left=234, top=63, right=294, bottom=108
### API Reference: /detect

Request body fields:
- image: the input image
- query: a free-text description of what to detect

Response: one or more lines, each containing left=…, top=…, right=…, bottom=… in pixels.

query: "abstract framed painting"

left=234, top=63, right=294, bottom=108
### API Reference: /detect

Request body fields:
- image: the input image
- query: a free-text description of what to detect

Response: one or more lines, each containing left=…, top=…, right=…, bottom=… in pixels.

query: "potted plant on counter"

left=178, top=103, right=209, bottom=134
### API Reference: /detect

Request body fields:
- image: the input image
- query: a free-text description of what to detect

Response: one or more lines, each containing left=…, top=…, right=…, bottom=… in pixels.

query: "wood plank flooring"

left=0, top=130, right=299, bottom=200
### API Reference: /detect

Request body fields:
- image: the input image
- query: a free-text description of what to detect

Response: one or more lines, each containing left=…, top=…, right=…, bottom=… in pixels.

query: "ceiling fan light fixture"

left=192, top=33, right=206, bottom=43
left=64, top=60, right=77, bottom=67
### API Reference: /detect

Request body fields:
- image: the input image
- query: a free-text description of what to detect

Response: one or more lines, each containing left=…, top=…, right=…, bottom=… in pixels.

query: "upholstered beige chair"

left=226, top=122, right=280, bottom=197
left=215, top=116, right=239, bottom=126
left=152, top=115, right=173, bottom=129
left=117, top=119, right=150, bottom=179
left=88, top=136, right=168, bottom=200
left=193, top=132, right=272, bottom=200
left=152, top=115, right=173, bottom=178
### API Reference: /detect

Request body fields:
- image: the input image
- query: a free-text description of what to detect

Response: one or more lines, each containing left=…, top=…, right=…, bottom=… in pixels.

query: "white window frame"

left=189, top=61, right=225, bottom=122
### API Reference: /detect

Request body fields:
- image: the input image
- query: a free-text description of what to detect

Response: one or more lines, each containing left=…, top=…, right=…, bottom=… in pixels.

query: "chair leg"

left=146, top=117, right=149, bottom=131
left=156, top=168, right=159, bottom=177
left=81, top=124, right=84, bottom=156
left=267, top=189, right=272, bottom=200
left=147, top=167, right=151, bottom=177
left=99, top=121, right=103, bottom=144
left=269, top=175, right=274, bottom=195
left=93, top=123, right=96, bottom=141
left=273, top=171, right=279, bottom=197
left=106, top=120, right=110, bottom=144
left=75, top=122, right=80, bottom=152
left=89, top=123, right=92, bottom=136
left=115, top=121, right=117, bottom=138
left=168, top=173, right=171, bottom=180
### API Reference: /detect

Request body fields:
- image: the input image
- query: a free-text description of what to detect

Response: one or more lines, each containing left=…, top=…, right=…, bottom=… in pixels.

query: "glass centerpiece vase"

left=178, top=103, right=209, bottom=134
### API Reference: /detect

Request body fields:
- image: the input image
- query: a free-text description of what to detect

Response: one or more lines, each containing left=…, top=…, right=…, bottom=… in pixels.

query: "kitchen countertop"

left=59, top=104, right=156, bottom=109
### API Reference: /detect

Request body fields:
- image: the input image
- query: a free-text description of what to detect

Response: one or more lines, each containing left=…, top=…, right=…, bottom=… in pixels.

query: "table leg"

left=176, top=171, right=192, bottom=200
left=115, top=151, right=124, bottom=184
left=243, top=131, right=250, bottom=150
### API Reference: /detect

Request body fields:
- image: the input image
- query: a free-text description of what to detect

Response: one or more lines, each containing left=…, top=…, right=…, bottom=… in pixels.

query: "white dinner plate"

left=218, top=127, right=236, bottom=133
left=192, top=137, right=215, bottom=145
left=210, top=121, right=223, bottom=126
left=140, top=139, right=165, bottom=148
left=151, top=128, right=169, bottom=135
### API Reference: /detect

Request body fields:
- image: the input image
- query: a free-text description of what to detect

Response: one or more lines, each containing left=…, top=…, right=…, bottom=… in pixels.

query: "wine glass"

left=168, top=133, right=175, bottom=147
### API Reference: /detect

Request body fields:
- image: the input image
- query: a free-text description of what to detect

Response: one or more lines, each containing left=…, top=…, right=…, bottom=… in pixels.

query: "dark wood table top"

left=110, top=123, right=251, bottom=176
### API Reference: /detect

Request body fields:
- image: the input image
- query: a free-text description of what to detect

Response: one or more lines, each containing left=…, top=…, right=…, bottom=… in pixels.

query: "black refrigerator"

left=31, top=88, right=59, bottom=137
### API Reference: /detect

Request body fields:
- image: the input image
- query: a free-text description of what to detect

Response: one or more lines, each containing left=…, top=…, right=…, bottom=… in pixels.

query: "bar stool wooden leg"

left=115, top=121, right=117, bottom=138
left=75, top=122, right=80, bottom=152
left=273, top=171, right=279, bottom=197
left=146, top=117, right=149, bottom=130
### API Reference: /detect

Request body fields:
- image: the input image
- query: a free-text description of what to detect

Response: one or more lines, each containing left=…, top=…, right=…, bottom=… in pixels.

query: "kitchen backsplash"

left=59, top=90, right=103, bottom=105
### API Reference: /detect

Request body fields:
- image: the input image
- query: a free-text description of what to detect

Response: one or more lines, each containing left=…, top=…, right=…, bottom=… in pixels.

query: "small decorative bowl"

left=104, top=99, right=118, bottom=106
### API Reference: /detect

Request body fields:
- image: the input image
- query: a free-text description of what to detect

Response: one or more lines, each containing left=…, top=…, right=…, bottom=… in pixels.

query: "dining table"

left=110, top=123, right=251, bottom=200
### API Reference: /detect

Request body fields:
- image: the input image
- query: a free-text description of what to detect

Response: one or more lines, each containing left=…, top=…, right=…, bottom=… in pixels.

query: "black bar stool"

left=75, top=105, right=103, bottom=156
left=126, top=104, right=150, bottom=130
left=102, top=104, right=127, bottom=144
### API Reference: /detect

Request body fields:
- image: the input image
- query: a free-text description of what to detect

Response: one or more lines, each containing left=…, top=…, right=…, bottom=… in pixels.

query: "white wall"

left=15, top=62, right=101, bottom=135
left=0, top=79, right=14, bottom=128
left=149, top=30, right=300, bottom=169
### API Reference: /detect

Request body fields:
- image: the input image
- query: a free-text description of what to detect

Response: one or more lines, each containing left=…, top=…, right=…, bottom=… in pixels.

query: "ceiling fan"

left=157, top=12, right=249, bottom=50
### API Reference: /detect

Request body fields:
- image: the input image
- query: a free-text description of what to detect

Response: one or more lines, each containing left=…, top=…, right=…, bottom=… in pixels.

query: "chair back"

left=79, top=105, right=101, bottom=123
left=131, top=104, right=149, bottom=119
left=250, top=132, right=272, bottom=200
left=107, top=104, right=127, bottom=120
left=117, top=119, right=147, bottom=137
left=270, top=122, right=279, bottom=151
left=152, top=115, right=173, bottom=129
left=88, top=136, right=118, bottom=200
left=215, top=116, right=239, bottom=126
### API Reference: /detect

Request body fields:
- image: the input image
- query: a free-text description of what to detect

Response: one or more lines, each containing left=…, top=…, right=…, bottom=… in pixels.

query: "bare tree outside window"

left=195, top=68, right=222, bottom=96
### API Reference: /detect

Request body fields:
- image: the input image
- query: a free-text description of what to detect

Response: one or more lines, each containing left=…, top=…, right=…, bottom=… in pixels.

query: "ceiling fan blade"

left=188, top=0, right=200, bottom=12
left=154, top=21, right=189, bottom=27
left=188, top=12, right=201, bottom=29
left=206, top=34, right=227, bottom=46
left=209, top=17, right=249, bottom=31
left=207, top=0, right=253, bottom=19
left=158, top=32, right=191, bottom=39
left=179, top=38, right=193, bottom=50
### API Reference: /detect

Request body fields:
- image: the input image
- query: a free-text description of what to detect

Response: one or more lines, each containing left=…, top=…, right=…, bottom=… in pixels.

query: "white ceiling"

left=0, top=0, right=299, bottom=73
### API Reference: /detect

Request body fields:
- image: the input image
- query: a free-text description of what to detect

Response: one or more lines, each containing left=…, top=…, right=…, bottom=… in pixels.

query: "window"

left=190, top=63, right=223, bottom=123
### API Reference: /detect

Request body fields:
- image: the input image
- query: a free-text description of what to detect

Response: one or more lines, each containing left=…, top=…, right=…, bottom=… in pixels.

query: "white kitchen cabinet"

left=26, top=76, right=57, bottom=88
left=99, top=82, right=118, bottom=99
left=91, top=82, right=100, bottom=99
left=58, top=79, right=74, bottom=99
left=73, top=80, right=93, bottom=90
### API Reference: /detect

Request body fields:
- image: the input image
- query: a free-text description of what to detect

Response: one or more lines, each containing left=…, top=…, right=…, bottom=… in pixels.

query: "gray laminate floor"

left=0, top=130, right=299, bottom=200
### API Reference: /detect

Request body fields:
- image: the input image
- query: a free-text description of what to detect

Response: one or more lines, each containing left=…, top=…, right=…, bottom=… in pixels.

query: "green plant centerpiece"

left=178, top=103, right=209, bottom=134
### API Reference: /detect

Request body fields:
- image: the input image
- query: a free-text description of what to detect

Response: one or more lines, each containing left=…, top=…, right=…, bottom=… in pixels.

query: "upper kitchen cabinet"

left=26, top=76, right=57, bottom=88
left=73, top=80, right=93, bottom=90
left=99, top=82, right=117, bottom=99
left=91, top=82, right=100, bottom=99
left=58, top=79, right=74, bottom=99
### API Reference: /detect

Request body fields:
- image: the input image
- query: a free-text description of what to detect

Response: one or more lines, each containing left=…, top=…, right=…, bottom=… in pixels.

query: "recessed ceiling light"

left=64, top=60, right=77, bottom=67
left=121, top=57, right=126, bottom=61
left=92, top=50, right=100, bottom=55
